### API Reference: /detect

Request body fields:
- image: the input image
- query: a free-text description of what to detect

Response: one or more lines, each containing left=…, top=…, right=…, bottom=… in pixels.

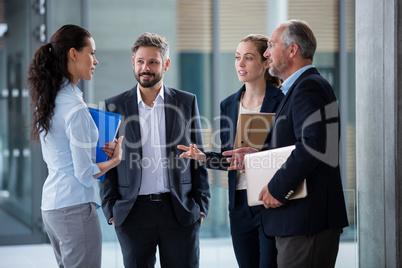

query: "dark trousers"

left=230, top=190, right=277, bottom=268
left=275, top=228, right=342, bottom=268
left=115, top=196, right=201, bottom=268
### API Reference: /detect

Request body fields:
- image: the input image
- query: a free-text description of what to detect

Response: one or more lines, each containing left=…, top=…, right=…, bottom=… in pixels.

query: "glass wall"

left=0, top=0, right=32, bottom=237
left=0, top=0, right=48, bottom=245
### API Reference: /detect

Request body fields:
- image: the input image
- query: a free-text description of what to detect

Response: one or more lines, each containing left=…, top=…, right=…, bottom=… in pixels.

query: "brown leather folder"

left=230, top=113, right=275, bottom=169
left=233, top=113, right=275, bottom=150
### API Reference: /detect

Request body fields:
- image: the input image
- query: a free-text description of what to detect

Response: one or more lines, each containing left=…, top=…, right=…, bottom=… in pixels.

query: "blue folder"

left=89, top=107, right=122, bottom=181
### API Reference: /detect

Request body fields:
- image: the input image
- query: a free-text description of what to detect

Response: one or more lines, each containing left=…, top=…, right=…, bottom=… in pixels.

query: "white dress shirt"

left=137, top=85, right=170, bottom=195
left=40, top=80, right=101, bottom=211
left=236, top=101, right=261, bottom=190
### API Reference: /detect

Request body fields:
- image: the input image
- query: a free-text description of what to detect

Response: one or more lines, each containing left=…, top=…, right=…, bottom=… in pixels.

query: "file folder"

left=230, top=113, right=275, bottom=169
left=233, top=113, right=275, bottom=150
left=244, top=145, right=307, bottom=206
left=89, top=107, right=122, bottom=181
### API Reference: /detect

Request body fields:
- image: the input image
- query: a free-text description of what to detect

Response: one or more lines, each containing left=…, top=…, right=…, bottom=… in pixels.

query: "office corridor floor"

left=0, top=239, right=355, bottom=268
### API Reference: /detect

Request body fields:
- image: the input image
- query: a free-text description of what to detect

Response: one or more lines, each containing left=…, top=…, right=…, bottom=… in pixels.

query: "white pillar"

left=266, top=0, right=287, bottom=36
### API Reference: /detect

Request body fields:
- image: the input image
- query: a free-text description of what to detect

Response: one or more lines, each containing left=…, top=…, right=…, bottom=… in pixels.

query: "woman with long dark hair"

left=27, top=24, right=123, bottom=267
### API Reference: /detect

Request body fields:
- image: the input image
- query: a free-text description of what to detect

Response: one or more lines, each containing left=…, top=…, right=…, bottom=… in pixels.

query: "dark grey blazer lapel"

left=124, top=86, right=142, bottom=151
left=163, top=86, right=178, bottom=150
left=226, top=87, right=243, bottom=147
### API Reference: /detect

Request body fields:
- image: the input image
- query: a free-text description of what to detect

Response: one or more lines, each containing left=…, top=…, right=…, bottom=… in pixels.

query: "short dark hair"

left=131, top=32, right=170, bottom=64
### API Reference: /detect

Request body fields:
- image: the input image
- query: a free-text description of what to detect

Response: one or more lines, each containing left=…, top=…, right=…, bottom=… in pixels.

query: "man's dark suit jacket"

left=204, top=83, right=284, bottom=209
left=261, top=67, right=349, bottom=237
left=99, top=85, right=210, bottom=227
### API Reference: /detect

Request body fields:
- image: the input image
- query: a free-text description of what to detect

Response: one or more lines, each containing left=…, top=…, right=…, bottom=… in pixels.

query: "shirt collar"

left=62, top=78, right=84, bottom=99
left=71, top=83, right=84, bottom=99
left=281, top=65, right=314, bottom=95
left=137, top=84, right=165, bottom=108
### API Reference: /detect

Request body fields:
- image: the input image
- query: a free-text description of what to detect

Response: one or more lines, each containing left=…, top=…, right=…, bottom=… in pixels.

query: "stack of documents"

left=244, top=145, right=307, bottom=206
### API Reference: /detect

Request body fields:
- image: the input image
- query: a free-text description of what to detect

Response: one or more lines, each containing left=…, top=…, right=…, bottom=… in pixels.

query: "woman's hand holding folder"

left=107, top=136, right=124, bottom=165
left=93, top=136, right=124, bottom=179
left=103, top=138, right=120, bottom=158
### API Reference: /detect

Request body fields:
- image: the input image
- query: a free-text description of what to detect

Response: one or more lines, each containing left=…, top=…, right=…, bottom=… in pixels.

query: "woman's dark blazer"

left=204, top=83, right=284, bottom=209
